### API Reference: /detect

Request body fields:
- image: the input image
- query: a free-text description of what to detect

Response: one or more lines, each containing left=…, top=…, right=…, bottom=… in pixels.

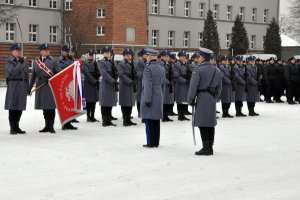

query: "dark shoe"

left=62, top=122, right=78, bottom=130
left=266, top=100, right=274, bottom=103
left=162, top=114, right=173, bottom=122
left=168, top=111, right=178, bottom=116
left=39, top=121, right=50, bottom=133
left=288, top=101, right=297, bottom=105
left=216, top=110, right=220, bottom=114
left=71, top=119, right=79, bottom=123
left=143, top=144, right=155, bottom=148
left=90, top=117, right=99, bottom=122
left=185, top=110, right=192, bottom=115
left=123, top=116, right=131, bottom=126
left=9, top=122, right=18, bottom=135
left=87, top=117, right=92, bottom=122
left=236, top=112, right=246, bottom=117
left=16, top=122, right=26, bottom=134
left=49, top=120, right=56, bottom=134
left=128, top=119, right=137, bottom=126
left=110, top=116, right=118, bottom=121
left=195, top=142, right=213, bottom=156
left=253, top=111, right=259, bottom=116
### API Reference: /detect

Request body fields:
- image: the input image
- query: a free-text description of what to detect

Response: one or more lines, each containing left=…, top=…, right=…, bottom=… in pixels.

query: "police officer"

left=174, top=51, right=191, bottom=121
left=234, top=56, right=247, bottom=117
left=98, top=46, right=118, bottom=127
left=56, top=45, right=78, bottom=130
left=263, top=57, right=278, bottom=103
left=187, top=48, right=222, bottom=156
left=140, top=48, right=165, bottom=148
left=117, top=48, right=137, bottom=126
left=160, top=50, right=175, bottom=122
left=5, top=44, right=28, bottom=135
left=28, top=44, right=62, bottom=133
left=284, top=57, right=299, bottom=104
left=219, top=56, right=235, bottom=118
left=82, top=50, right=100, bottom=122
left=168, top=53, right=178, bottom=116
left=246, top=56, right=260, bottom=116
left=274, top=58, right=285, bottom=103
left=136, top=49, right=147, bottom=117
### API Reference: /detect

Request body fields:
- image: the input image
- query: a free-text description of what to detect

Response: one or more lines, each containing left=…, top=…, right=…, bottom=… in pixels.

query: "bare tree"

left=0, top=3, right=18, bottom=25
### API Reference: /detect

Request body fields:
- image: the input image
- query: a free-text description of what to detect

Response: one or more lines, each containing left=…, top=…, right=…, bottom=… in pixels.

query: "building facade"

left=148, top=0, right=280, bottom=52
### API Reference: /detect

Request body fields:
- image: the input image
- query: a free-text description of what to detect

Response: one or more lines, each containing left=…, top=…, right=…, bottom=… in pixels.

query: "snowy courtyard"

left=0, top=87, right=300, bottom=200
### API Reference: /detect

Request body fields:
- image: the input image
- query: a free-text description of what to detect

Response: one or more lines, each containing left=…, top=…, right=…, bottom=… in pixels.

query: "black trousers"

left=287, top=81, right=298, bottom=102
left=235, top=101, right=243, bottom=110
left=163, top=104, right=172, bottom=114
left=121, top=106, right=132, bottom=116
left=86, top=102, right=96, bottom=111
left=145, top=119, right=160, bottom=147
left=137, top=102, right=141, bottom=114
left=9, top=110, right=22, bottom=122
left=43, top=109, right=55, bottom=121
left=199, top=127, right=215, bottom=142
left=222, top=103, right=231, bottom=112
left=101, top=106, right=112, bottom=116
left=247, top=102, right=256, bottom=110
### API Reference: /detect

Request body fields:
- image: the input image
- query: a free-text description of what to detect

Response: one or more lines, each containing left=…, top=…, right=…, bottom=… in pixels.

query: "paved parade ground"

left=0, top=87, right=300, bottom=200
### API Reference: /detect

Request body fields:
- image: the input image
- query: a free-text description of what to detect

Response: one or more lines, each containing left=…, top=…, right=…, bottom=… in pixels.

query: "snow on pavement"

left=0, top=87, right=300, bottom=200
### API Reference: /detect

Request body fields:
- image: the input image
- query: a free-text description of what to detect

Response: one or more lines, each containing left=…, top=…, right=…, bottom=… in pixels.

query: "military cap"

left=39, top=43, right=49, bottom=51
left=138, top=49, right=147, bottom=57
left=178, top=51, right=187, bottom=57
left=220, top=55, right=229, bottom=62
left=191, top=52, right=200, bottom=60
left=61, top=45, right=70, bottom=51
left=122, top=48, right=134, bottom=56
left=170, top=54, right=177, bottom=60
left=235, top=55, right=243, bottom=61
left=10, top=43, right=21, bottom=51
left=101, top=46, right=112, bottom=54
left=198, top=48, right=213, bottom=59
left=247, top=56, right=256, bottom=61
left=160, top=49, right=171, bottom=57
left=269, top=57, right=276, bottom=61
left=87, top=50, right=96, bottom=55
left=145, top=48, right=159, bottom=56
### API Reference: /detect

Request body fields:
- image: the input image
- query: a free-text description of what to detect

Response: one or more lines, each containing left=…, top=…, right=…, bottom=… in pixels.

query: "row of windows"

left=4, top=0, right=73, bottom=10
left=5, top=23, right=58, bottom=43
left=151, top=30, right=261, bottom=49
left=152, top=0, right=270, bottom=23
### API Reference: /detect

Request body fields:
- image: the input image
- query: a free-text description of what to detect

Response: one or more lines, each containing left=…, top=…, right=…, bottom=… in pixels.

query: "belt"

left=8, top=78, right=27, bottom=81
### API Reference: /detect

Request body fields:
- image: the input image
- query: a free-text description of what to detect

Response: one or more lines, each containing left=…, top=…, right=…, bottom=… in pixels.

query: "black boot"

left=15, top=121, right=26, bottom=134
left=87, top=108, right=92, bottom=122
left=128, top=115, right=137, bottom=126
left=49, top=120, right=56, bottom=134
left=110, top=115, right=118, bottom=120
left=90, top=108, right=99, bottom=122
left=71, top=119, right=79, bottom=123
left=178, top=110, right=190, bottom=121
left=102, top=115, right=110, bottom=127
left=9, top=121, right=18, bottom=135
left=195, top=141, right=213, bottom=156
left=123, top=115, right=131, bottom=126
left=62, top=122, right=78, bottom=130
left=162, top=112, right=173, bottom=122
left=39, top=120, right=50, bottom=133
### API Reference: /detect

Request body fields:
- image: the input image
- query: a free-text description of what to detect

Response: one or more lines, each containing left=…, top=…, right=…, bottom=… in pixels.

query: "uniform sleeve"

left=235, top=68, right=246, bottom=85
left=220, top=68, right=231, bottom=85
left=247, top=69, right=258, bottom=86
left=98, top=61, right=115, bottom=84
left=143, top=68, right=153, bottom=104
left=6, top=60, right=24, bottom=76
left=83, top=63, right=97, bottom=85
left=136, top=61, right=144, bottom=79
left=187, top=70, right=201, bottom=105
left=28, top=65, right=37, bottom=93
left=215, top=71, right=223, bottom=99
left=117, top=63, right=132, bottom=85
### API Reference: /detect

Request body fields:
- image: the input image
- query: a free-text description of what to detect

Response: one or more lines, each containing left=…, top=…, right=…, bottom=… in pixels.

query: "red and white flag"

left=49, top=61, right=85, bottom=125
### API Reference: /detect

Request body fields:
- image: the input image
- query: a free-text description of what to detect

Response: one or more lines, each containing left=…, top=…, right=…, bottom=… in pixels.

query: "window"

left=65, top=0, right=72, bottom=11
left=151, top=30, right=159, bottom=47
left=226, top=34, right=231, bottom=48
left=213, top=4, right=219, bottom=19
left=29, top=0, right=37, bottom=7
left=65, top=27, right=72, bottom=44
left=168, top=31, right=175, bottom=47
left=183, top=31, right=190, bottom=47
left=252, top=8, right=257, bottom=22
left=239, top=7, right=245, bottom=21
left=97, top=26, right=105, bottom=36
left=5, top=23, right=15, bottom=41
left=263, top=9, right=268, bottom=23
left=126, top=27, right=136, bottom=42
left=198, top=32, right=203, bottom=47
left=199, top=3, right=205, bottom=18
left=184, top=1, right=191, bottom=17
left=50, top=26, right=57, bottom=43
left=50, top=0, right=57, bottom=9
left=227, top=6, right=232, bottom=20
left=152, top=0, right=159, bottom=14
left=5, top=0, right=14, bottom=4
left=29, top=24, right=38, bottom=42
left=251, top=35, right=256, bottom=49
left=97, top=8, right=105, bottom=18
left=168, top=0, right=175, bottom=15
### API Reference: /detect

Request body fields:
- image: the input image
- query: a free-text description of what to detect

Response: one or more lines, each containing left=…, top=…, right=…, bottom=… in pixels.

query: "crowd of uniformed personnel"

left=4, top=42, right=300, bottom=156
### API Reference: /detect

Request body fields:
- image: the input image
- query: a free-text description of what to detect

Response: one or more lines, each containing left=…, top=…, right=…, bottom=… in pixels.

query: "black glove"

left=145, top=102, right=151, bottom=107
left=19, top=57, right=24, bottom=64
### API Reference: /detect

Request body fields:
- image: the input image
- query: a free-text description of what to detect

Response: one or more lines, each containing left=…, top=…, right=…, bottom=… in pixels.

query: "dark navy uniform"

left=187, top=48, right=222, bottom=156
left=141, top=49, right=165, bottom=148
left=28, top=44, right=62, bottom=133
left=234, top=57, right=247, bottom=117
left=284, top=57, right=300, bottom=104
left=4, top=44, right=28, bottom=134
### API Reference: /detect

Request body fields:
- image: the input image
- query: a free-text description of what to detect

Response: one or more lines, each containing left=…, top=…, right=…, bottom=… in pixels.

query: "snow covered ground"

left=0, top=87, right=300, bottom=200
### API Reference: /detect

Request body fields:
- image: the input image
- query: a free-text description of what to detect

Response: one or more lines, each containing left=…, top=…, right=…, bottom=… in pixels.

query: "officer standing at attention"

left=160, top=49, right=175, bottom=122
left=219, top=56, right=235, bottom=118
left=98, top=46, right=118, bottom=127
left=28, top=44, right=62, bottom=133
left=117, top=48, right=137, bottom=126
left=136, top=49, right=147, bottom=117
left=174, top=51, right=191, bottom=121
left=56, top=45, right=78, bottom=130
left=141, top=49, right=165, bottom=148
left=234, top=56, right=247, bottom=117
left=82, top=50, right=100, bottom=122
left=5, top=44, right=28, bottom=135
left=168, top=53, right=178, bottom=116
left=246, top=56, right=260, bottom=116
left=187, top=48, right=222, bottom=156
